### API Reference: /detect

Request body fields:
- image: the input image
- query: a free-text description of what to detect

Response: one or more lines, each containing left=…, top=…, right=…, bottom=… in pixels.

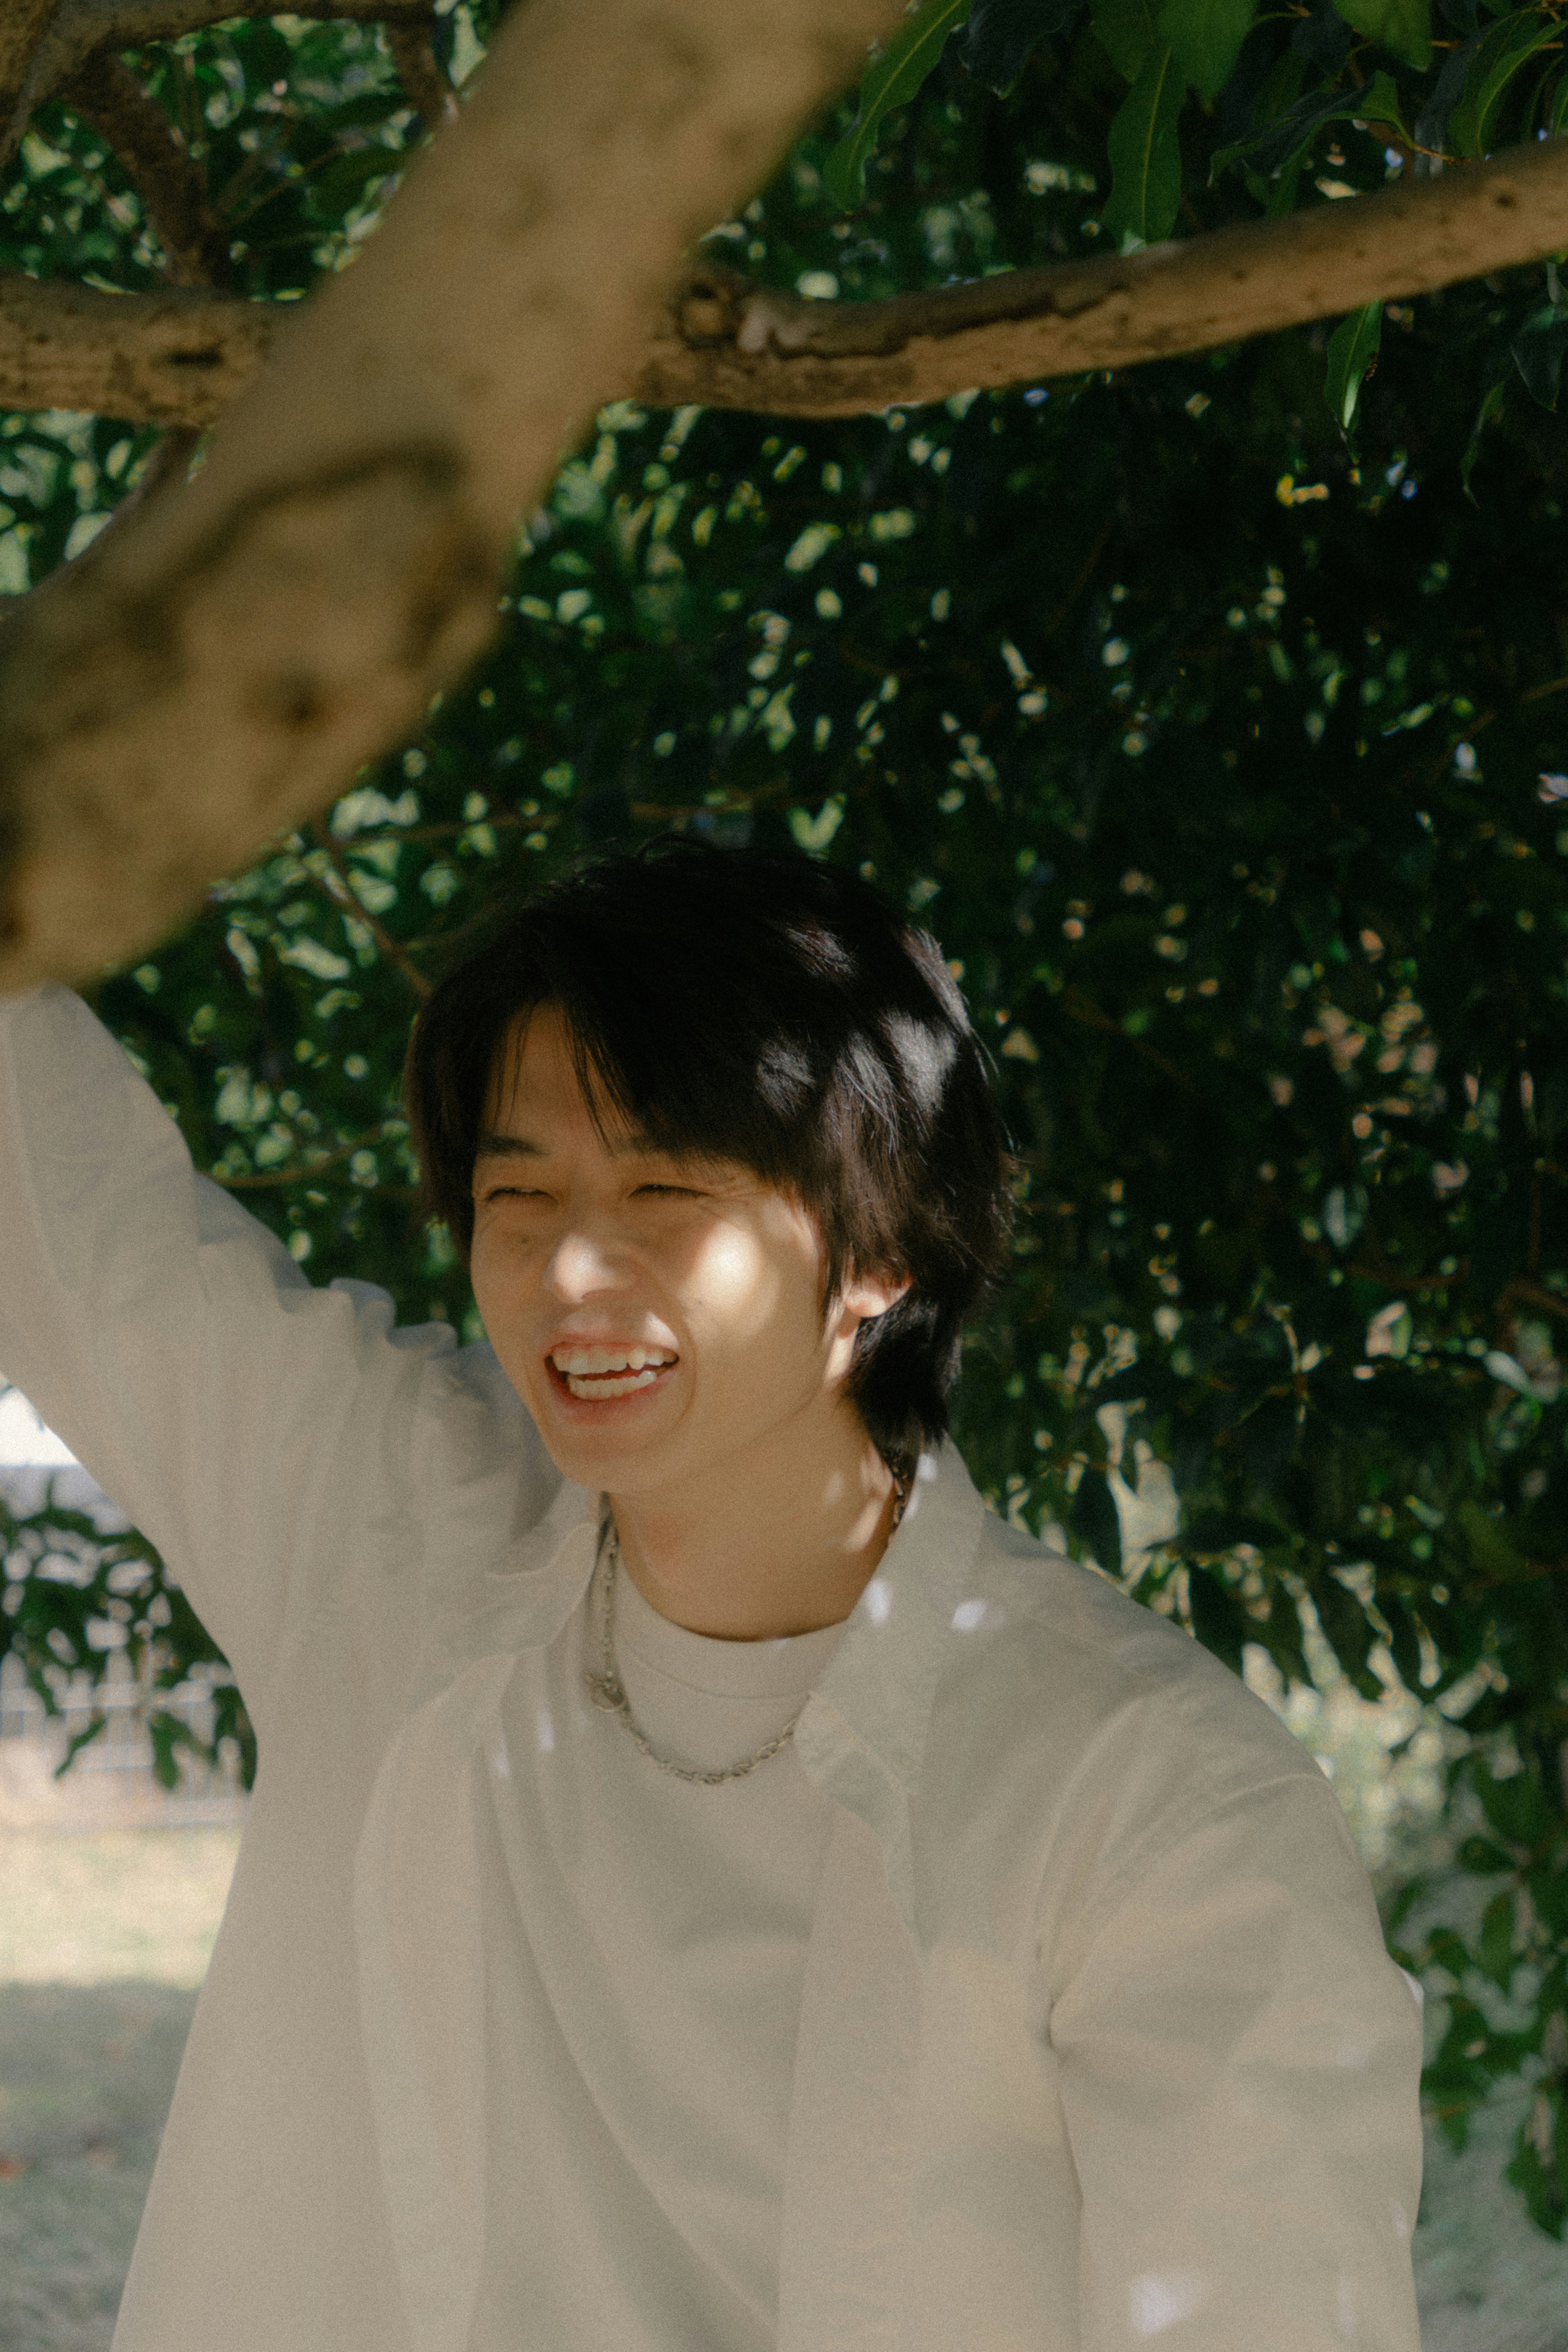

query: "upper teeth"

left=551, top=1346, right=676, bottom=1376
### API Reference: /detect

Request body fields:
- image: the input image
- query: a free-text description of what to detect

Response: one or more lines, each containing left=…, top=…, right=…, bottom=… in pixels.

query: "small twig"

left=59, top=49, right=230, bottom=287
left=1060, top=983, right=1197, bottom=1092
left=6, top=0, right=439, bottom=165
left=309, top=822, right=431, bottom=997
left=208, top=1118, right=397, bottom=1189
left=1497, top=1274, right=1568, bottom=1328
left=385, top=22, right=457, bottom=134
left=1343, top=1262, right=1459, bottom=1291
left=1041, top=511, right=1116, bottom=644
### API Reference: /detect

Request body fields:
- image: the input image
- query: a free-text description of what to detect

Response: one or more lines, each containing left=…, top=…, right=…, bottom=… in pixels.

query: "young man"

left=0, top=840, right=1423, bottom=2352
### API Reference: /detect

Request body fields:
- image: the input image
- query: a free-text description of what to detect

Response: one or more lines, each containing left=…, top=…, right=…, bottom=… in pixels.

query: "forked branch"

left=7, top=134, right=1568, bottom=427
left=0, top=0, right=909, bottom=992
left=2, top=0, right=440, bottom=166
left=59, top=49, right=230, bottom=286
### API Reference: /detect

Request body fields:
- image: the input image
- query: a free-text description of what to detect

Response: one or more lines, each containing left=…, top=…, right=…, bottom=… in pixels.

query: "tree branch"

left=385, top=22, right=457, bottom=136
left=0, top=0, right=60, bottom=150
left=309, top=817, right=430, bottom=997
left=10, top=136, right=1568, bottom=433
left=58, top=48, right=230, bottom=286
left=0, top=0, right=908, bottom=992
left=0, top=267, right=274, bottom=424
left=632, top=138, right=1568, bottom=414
left=4, top=0, right=439, bottom=164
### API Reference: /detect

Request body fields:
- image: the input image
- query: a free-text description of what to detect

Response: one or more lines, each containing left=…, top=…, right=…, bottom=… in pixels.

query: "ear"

left=837, top=1269, right=911, bottom=1327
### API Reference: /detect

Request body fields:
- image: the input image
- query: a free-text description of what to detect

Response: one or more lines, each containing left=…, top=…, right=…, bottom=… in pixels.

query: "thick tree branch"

left=0, top=0, right=60, bottom=142
left=634, top=137, right=1568, bottom=412
left=385, top=22, right=458, bottom=135
left=59, top=49, right=229, bottom=286
left=10, top=135, right=1568, bottom=433
left=2, top=0, right=438, bottom=164
left=0, top=268, right=272, bottom=422
left=0, top=0, right=907, bottom=991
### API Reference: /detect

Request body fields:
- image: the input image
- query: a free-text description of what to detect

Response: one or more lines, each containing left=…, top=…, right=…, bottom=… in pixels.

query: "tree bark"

left=0, top=268, right=272, bottom=423
left=0, top=0, right=905, bottom=993
left=386, top=22, right=459, bottom=136
left=637, top=138, right=1568, bottom=412
left=8, top=134, right=1568, bottom=433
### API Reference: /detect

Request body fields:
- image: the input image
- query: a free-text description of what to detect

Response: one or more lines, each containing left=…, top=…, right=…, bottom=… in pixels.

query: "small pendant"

left=585, top=1671, right=625, bottom=1713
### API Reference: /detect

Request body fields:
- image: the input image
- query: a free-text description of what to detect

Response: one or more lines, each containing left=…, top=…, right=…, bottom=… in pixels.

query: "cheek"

left=682, top=1219, right=822, bottom=1353
left=469, top=1224, right=532, bottom=1320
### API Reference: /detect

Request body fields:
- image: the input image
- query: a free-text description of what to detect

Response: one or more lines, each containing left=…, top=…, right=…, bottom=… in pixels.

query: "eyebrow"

left=473, top=1127, right=663, bottom=1162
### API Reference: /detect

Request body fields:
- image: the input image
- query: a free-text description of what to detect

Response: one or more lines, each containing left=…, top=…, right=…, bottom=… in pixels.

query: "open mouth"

left=548, top=1344, right=679, bottom=1402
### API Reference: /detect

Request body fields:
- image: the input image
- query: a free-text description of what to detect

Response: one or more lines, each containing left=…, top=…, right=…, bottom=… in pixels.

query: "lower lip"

left=543, top=1360, right=679, bottom=1418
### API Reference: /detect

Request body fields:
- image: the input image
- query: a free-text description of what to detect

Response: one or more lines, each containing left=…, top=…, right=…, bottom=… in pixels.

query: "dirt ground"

left=0, top=1821, right=1564, bottom=2352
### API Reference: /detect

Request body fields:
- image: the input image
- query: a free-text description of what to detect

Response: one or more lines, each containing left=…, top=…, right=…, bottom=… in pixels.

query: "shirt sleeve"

left=0, top=983, right=455, bottom=1707
left=1047, top=1766, right=1425, bottom=2352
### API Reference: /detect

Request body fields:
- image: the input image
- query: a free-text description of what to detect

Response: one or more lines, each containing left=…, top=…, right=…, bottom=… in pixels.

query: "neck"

left=608, top=1411, right=903, bottom=1641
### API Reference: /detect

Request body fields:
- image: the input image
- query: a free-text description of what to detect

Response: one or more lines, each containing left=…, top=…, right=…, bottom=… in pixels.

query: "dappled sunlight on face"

left=469, top=1007, right=860, bottom=1500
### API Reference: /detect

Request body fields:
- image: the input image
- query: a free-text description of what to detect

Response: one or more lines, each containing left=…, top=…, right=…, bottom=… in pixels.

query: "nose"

left=543, top=1225, right=632, bottom=1304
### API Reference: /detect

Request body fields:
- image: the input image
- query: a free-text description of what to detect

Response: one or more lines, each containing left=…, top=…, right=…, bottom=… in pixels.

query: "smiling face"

left=469, top=1005, right=901, bottom=1505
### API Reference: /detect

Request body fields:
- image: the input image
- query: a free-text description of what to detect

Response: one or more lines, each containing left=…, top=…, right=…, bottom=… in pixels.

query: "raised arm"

left=0, top=983, right=454, bottom=1703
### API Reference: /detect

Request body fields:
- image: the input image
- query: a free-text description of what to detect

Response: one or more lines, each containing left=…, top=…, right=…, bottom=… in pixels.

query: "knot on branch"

left=670, top=263, right=760, bottom=348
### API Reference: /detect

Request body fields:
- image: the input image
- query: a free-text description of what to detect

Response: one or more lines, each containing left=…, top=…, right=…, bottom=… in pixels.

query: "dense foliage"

left=0, top=0, right=1565, bottom=2231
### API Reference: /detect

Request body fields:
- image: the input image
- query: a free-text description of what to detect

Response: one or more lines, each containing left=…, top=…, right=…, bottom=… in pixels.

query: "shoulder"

left=924, top=1491, right=1324, bottom=1858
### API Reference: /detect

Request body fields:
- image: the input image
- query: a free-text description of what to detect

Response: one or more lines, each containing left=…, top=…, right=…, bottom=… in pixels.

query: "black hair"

left=402, top=839, right=1012, bottom=1461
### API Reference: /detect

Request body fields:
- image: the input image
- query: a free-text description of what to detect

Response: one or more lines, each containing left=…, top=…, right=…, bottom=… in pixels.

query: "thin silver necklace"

left=584, top=1466, right=911, bottom=1786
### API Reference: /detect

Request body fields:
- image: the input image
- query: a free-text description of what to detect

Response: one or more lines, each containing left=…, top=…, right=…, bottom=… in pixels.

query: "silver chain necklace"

left=584, top=1467, right=910, bottom=1787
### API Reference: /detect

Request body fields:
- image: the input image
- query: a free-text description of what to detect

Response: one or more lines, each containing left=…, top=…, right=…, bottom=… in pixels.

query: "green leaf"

left=1187, top=1563, right=1249, bottom=1674
left=1511, top=306, right=1568, bottom=410
left=53, top=1711, right=107, bottom=1778
left=307, top=144, right=401, bottom=218
left=1457, top=1835, right=1518, bottom=1874
left=1471, top=1757, right=1555, bottom=1849
left=824, top=0, right=974, bottom=209
left=1069, top=1465, right=1123, bottom=1576
left=1479, top=1888, right=1517, bottom=1991
left=148, top=1708, right=199, bottom=1793
left=1448, top=7, right=1559, bottom=157
left=1093, top=0, right=1165, bottom=81
left=1102, top=45, right=1187, bottom=246
left=961, top=0, right=1083, bottom=94
left=1332, top=0, right=1432, bottom=70
left=1158, top=0, right=1256, bottom=102
left=1180, top=1509, right=1281, bottom=1549
left=1325, top=299, right=1383, bottom=433
left=1461, top=376, right=1507, bottom=499
left=1211, top=69, right=1409, bottom=185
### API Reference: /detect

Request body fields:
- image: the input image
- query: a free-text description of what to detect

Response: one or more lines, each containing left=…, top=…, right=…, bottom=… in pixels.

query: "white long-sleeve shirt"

left=0, top=984, right=1425, bottom=2352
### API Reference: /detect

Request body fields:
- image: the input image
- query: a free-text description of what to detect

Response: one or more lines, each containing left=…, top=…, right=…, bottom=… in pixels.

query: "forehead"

left=482, top=1005, right=630, bottom=1139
